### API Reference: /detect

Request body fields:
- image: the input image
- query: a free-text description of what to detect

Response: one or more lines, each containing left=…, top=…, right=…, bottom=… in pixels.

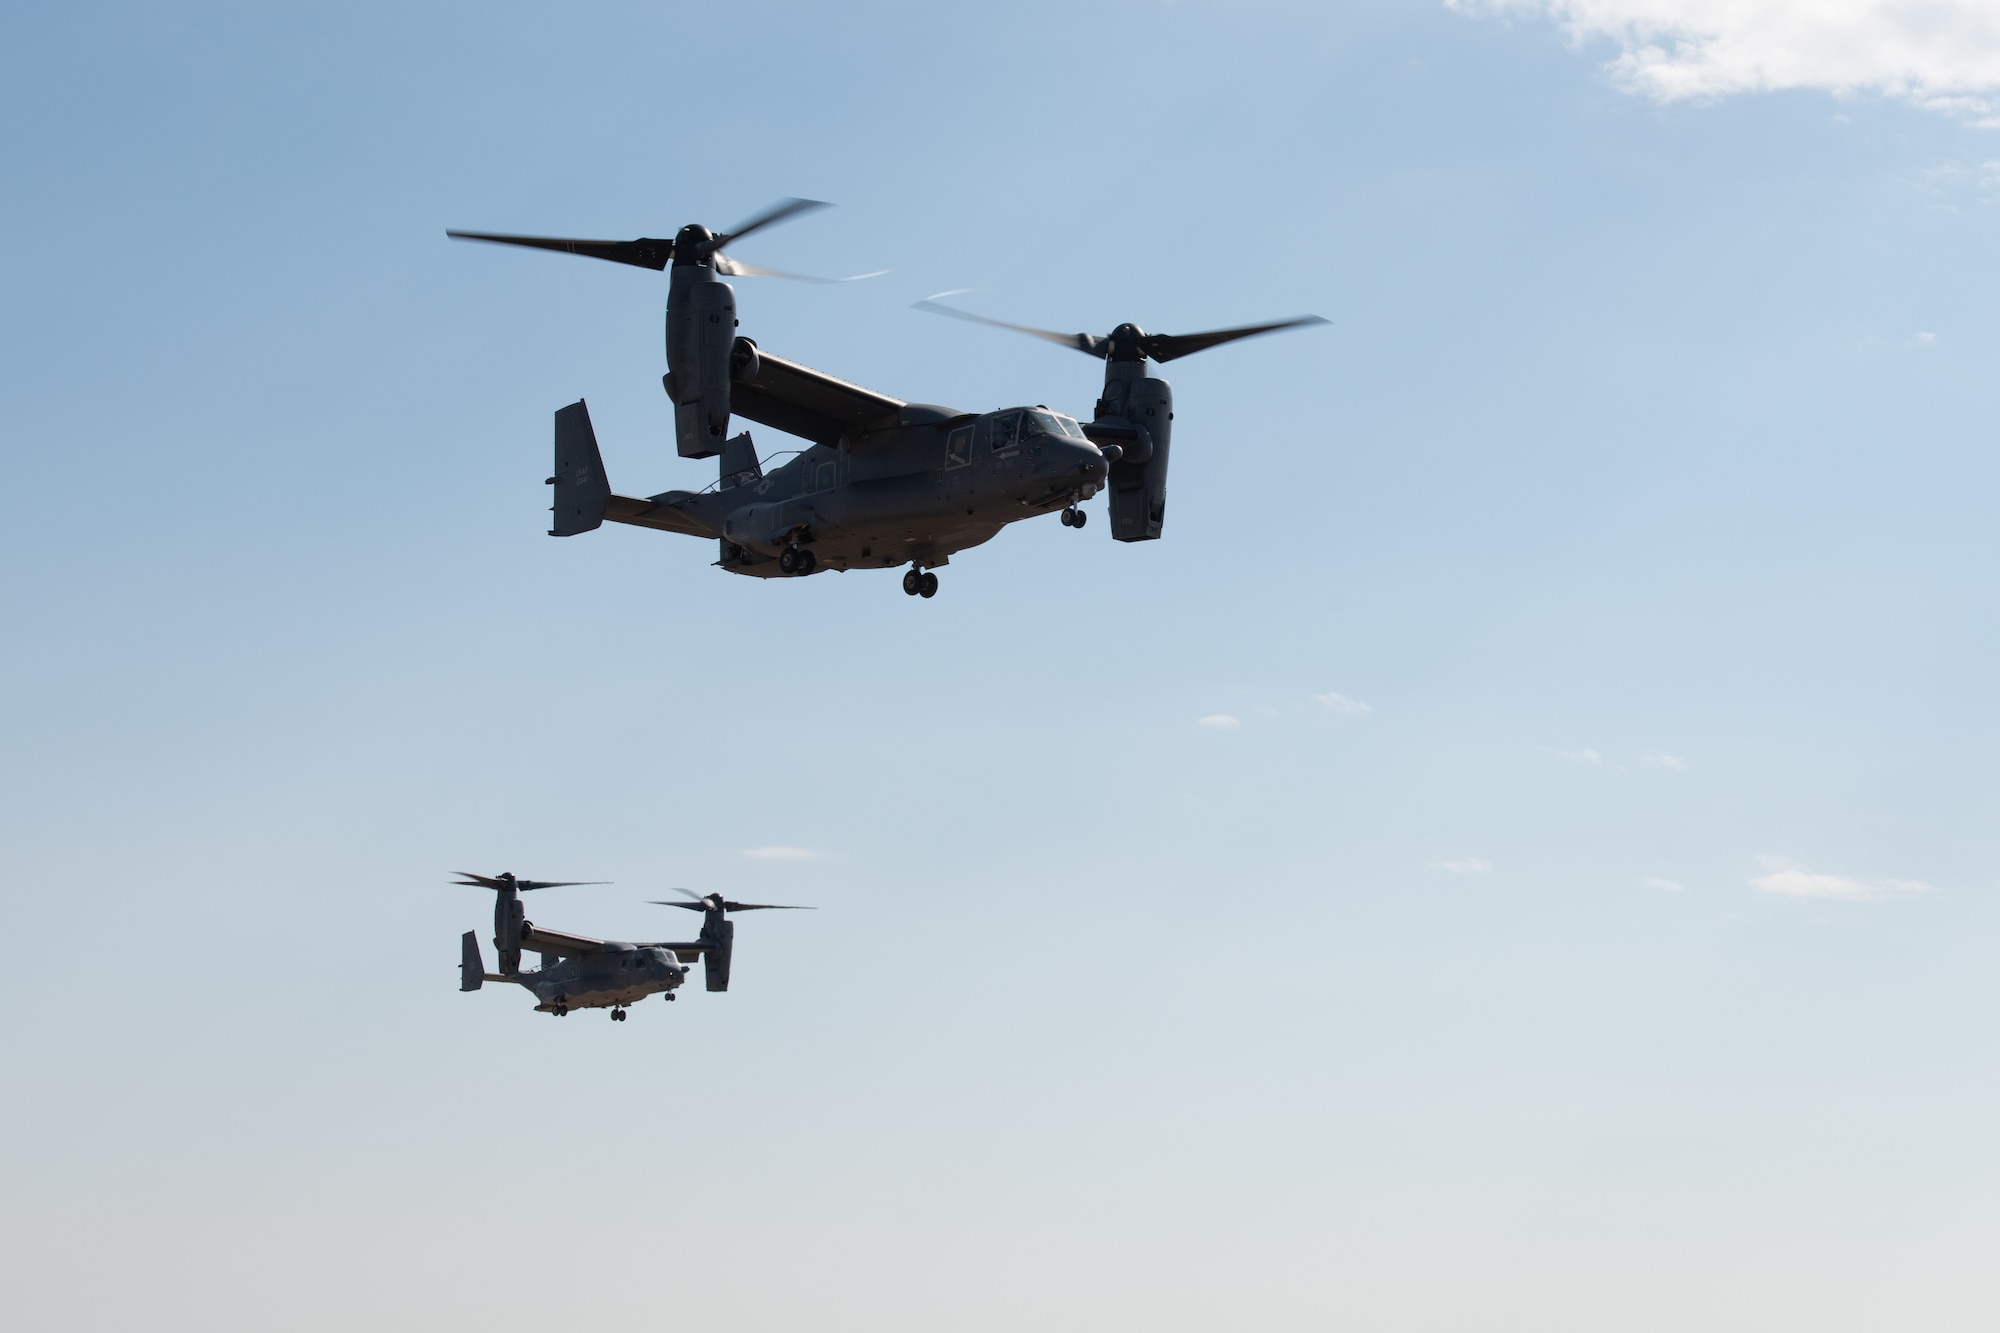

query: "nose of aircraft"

left=1074, top=439, right=1111, bottom=481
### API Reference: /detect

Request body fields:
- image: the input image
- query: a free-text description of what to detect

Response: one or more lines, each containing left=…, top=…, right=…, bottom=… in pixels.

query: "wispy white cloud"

left=742, top=846, right=828, bottom=861
left=1452, top=1, right=2000, bottom=125
left=1914, top=158, right=2000, bottom=210
left=1316, top=691, right=1374, bottom=716
left=1428, top=857, right=1495, bottom=874
left=1642, top=751, right=1688, bottom=772
left=1644, top=875, right=1683, bottom=891
left=1559, top=747, right=1607, bottom=766
left=1196, top=714, right=1241, bottom=729
left=1749, top=856, right=1933, bottom=901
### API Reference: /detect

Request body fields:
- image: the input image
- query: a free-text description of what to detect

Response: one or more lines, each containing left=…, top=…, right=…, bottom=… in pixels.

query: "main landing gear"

left=779, top=545, right=817, bottom=575
left=1061, top=507, right=1088, bottom=528
left=902, top=569, right=939, bottom=598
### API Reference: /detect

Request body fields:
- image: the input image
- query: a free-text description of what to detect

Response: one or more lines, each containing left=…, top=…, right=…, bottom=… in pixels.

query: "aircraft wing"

left=731, top=349, right=906, bottom=446
left=521, top=925, right=618, bottom=957
left=640, top=941, right=710, bottom=963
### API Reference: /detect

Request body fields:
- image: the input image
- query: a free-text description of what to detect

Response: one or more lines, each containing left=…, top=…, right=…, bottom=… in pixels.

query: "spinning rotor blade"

left=711, top=197, right=831, bottom=252
left=914, top=300, right=1328, bottom=363
left=451, top=872, right=608, bottom=891
left=444, top=231, right=675, bottom=271
left=713, top=254, right=887, bottom=283
left=648, top=897, right=815, bottom=913
left=450, top=200, right=840, bottom=274
left=912, top=299, right=1106, bottom=357
left=1140, top=315, right=1330, bottom=363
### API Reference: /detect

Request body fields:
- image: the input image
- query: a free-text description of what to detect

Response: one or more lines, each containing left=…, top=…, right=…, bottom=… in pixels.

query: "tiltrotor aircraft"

left=454, top=872, right=811, bottom=1021
left=448, top=199, right=1325, bottom=597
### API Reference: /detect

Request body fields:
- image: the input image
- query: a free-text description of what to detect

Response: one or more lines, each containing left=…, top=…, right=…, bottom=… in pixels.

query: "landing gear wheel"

left=795, top=548, right=817, bottom=575
left=903, top=569, right=922, bottom=596
left=779, top=546, right=800, bottom=575
left=919, top=572, right=939, bottom=598
left=1065, top=507, right=1088, bottom=528
left=612, top=1008, right=626, bottom=1022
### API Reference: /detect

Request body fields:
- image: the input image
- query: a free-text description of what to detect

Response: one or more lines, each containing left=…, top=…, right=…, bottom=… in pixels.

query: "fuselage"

left=524, top=945, right=687, bottom=1013
left=642, top=405, right=1109, bottom=576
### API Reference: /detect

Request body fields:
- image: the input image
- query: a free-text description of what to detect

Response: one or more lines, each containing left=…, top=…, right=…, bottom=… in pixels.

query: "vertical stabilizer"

left=550, top=400, right=611, bottom=536
left=460, top=932, right=485, bottom=992
left=718, top=431, right=762, bottom=489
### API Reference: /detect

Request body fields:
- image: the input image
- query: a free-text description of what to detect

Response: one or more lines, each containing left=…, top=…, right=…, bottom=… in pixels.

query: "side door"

left=942, top=424, right=975, bottom=500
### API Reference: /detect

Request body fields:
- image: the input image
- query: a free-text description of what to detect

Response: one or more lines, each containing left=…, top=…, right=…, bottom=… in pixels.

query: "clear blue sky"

left=3, top=2, right=1998, bottom=1329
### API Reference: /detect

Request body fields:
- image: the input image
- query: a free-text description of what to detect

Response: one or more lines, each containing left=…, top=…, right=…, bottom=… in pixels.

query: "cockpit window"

left=1025, top=411, right=1083, bottom=440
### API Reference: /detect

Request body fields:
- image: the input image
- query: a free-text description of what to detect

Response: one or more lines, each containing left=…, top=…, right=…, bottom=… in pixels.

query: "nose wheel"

left=902, top=569, right=939, bottom=598
left=1061, top=507, right=1088, bottom=528
left=611, top=1008, right=627, bottom=1022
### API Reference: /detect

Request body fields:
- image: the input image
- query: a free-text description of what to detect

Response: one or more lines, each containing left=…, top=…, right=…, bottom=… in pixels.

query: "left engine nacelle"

left=493, top=894, right=527, bottom=976
left=665, top=271, right=738, bottom=459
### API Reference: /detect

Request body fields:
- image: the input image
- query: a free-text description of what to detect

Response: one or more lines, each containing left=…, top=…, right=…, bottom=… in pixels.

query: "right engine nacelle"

left=1098, top=368, right=1173, bottom=543
left=702, top=915, right=734, bottom=993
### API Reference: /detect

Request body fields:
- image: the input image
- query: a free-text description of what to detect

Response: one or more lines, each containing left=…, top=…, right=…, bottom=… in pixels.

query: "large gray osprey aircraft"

left=454, top=872, right=811, bottom=1021
left=448, top=199, right=1326, bottom=597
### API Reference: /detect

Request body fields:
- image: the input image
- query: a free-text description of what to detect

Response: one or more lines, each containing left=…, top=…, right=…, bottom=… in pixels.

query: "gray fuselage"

left=524, top=945, right=687, bottom=1013
left=628, top=405, right=1109, bottom=576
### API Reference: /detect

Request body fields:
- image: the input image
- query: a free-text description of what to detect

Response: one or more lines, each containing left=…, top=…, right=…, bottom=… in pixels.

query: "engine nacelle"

left=1098, top=367, right=1173, bottom=543
left=494, top=893, right=527, bottom=976
left=665, top=268, right=738, bottom=459
left=703, top=915, right=735, bottom=992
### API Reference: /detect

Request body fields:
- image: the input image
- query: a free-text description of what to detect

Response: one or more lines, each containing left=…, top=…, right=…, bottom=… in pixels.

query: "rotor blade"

left=912, top=299, right=1107, bottom=357
left=1140, top=315, right=1329, bottom=363
left=445, top=230, right=675, bottom=271
left=713, top=254, right=886, bottom=283
left=712, top=198, right=831, bottom=252
left=451, top=872, right=509, bottom=888
left=646, top=897, right=814, bottom=912
left=513, top=880, right=608, bottom=892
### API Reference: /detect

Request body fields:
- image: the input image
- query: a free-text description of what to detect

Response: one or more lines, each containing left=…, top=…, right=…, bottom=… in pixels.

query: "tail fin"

left=549, top=400, right=611, bottom=536
left=460, top=931, right=485, bottom=991
left=718, top=431, right=762, bottom=489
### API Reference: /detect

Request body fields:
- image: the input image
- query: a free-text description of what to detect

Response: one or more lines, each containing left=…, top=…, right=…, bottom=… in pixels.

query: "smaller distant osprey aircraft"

left=454, top=872, right=811, bottom=1021
left=447, top=199, right=1326, bottom=597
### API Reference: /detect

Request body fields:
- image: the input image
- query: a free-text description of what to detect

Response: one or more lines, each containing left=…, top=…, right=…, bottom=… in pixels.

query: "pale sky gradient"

left=4, top=3, right=2000, bottom=1330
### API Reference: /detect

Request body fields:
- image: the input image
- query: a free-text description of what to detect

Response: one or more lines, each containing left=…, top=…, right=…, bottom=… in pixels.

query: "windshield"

left=1024, top=410, right=1084, bottom=440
